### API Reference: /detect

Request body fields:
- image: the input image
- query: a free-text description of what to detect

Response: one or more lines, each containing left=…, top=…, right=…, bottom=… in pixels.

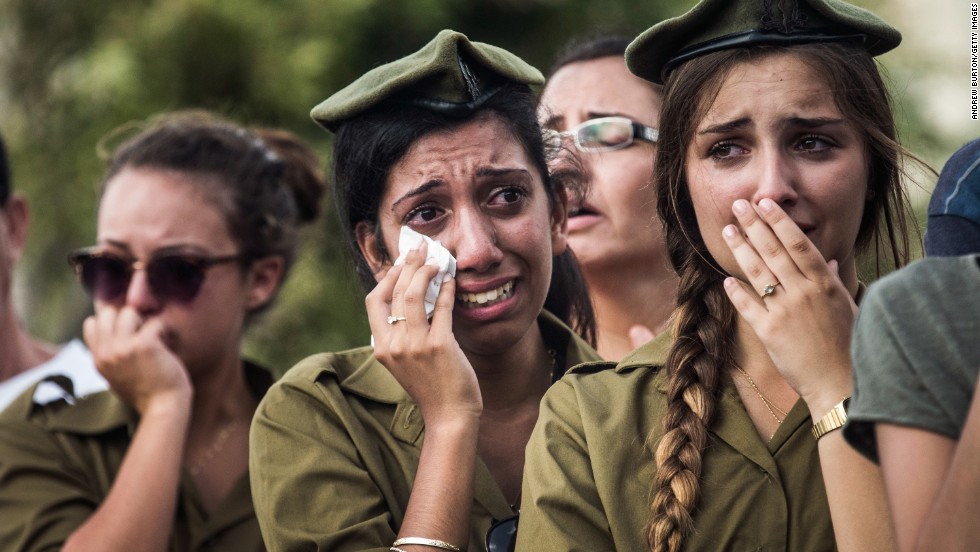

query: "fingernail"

left=723, top=225, right=739, bottom=238
left=733, top=199, right=749, bottom=215
left=723, top=277, right=737, bottom=290
left=759, top=198, right=775, bottom=213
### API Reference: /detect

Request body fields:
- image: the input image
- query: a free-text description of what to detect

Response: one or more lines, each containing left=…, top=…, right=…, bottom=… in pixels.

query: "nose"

left=124, top=268, right=163, bottom=316
left=750, top=147, right=799, bottom=207
left=447, top=207, right=503, bottom=273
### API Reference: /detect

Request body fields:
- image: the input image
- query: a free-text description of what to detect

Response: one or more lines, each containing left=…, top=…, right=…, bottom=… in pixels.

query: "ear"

left=355, top=221, right=390, bottom=283
left=244, top=255, right=286, bottom=310
left=1, top=195, right=31, bottom=265
left=550, top=187, right=569, bottom=256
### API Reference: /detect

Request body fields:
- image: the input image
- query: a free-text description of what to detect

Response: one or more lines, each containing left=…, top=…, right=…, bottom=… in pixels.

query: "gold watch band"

left=812, top=398, right=850, bottom=441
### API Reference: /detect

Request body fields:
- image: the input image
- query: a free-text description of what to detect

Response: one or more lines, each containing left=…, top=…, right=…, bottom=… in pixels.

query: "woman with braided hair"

left=518, top=0, right=916, bottom=550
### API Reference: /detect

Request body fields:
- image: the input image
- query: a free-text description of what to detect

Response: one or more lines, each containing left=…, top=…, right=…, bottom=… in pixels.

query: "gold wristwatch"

left=811, top=398, right=850, bottom=441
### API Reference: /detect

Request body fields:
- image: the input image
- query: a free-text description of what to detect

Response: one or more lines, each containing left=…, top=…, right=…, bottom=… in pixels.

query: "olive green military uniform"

left=249, top=311, right=599, bottom=552
left=0, top=363, right=273, bottom=552
left=517, top=332, right=835, bottom=551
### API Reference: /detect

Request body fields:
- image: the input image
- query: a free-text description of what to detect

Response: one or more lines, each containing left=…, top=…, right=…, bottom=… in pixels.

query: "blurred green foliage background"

left=0, top=0, right=972, bottom=375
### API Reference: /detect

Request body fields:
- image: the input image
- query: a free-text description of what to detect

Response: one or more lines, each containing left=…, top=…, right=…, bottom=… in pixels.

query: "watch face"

left=842, top=397, right=851, bottom=412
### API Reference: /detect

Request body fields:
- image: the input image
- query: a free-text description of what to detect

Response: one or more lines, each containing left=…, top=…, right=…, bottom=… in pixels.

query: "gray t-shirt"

left=844, top=254, right=980, bottom=462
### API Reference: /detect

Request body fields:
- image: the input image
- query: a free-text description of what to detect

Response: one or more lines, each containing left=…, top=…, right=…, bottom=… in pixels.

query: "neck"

left=467, top=324, right=553, bottom=413
left=187, top=350, right=257, bottom=433
left=586, top=261, right=678, bottom=361
left=0, top=306, right=56, bottom=383
left=732, top=315, right=784, bottom=383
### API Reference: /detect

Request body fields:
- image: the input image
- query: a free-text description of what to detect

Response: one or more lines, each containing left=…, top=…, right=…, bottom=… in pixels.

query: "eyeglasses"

left=68, top=248, right=242, bottom=304
left=485, top=514, right=518, bottom=552
left=545, top=116, right=658, bottom=153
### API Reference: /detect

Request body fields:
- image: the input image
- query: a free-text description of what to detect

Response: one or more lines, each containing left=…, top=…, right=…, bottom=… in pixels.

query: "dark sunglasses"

left=545, top=116, right=659, bottom=153
left=485, top=514, right=518, bottom=552
left=68, top=248, right=242, bottom=304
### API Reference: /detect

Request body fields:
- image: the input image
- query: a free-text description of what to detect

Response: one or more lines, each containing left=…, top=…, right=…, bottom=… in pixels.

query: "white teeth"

left=457, top=281, right=514, bottom=308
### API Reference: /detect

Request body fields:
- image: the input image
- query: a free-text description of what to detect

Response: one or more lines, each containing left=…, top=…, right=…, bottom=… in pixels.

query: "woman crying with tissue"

left=249, top=31, right=599, bottom=552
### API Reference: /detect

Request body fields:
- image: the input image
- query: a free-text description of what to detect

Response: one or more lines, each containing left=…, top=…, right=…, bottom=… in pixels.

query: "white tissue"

left=394, top=226, right=457, bottom=318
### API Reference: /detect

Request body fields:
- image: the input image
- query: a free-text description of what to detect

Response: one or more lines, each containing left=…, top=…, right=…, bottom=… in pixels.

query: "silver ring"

left=762, top=283, right=779, bottom=297
left=386, top=315, right=407, bottom=325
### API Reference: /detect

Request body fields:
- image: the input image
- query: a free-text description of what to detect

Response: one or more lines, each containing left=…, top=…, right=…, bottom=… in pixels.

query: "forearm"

left=817, top=425, right=895, bottom=552
left=63, top=396, right=191, bottom=552
left=397, top=415, right=480, bottom=551
left=913, top=385, right=980, bottom=552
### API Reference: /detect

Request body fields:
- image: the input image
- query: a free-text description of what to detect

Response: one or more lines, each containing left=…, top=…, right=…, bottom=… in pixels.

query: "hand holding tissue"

left=394, top=226, right=457, bottom=318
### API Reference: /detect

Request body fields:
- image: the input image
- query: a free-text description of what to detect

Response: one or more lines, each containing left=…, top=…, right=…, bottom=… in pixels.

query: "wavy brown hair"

left=646, top=43, right=915, bottom=552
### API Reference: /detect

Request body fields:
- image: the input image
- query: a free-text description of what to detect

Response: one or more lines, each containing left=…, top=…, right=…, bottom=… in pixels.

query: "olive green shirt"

left=517, top=332, right=836, bottom=551
left=249, top=311, right=600, bottom=552
left=0, top=363, right=273, bottom=552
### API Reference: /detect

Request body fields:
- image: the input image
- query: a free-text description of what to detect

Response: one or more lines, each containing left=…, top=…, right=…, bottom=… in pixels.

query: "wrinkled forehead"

left=383, top=113, right=541, bottom=194
left=696, top=52, right=840, bottom=130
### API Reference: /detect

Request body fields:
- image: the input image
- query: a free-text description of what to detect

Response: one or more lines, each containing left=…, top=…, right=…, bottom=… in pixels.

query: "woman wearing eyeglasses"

left=248, top=31, right=599, bottom=552
left=0, top=111, right=325, bottom=551
left=539, top=36, right=678, bottom=361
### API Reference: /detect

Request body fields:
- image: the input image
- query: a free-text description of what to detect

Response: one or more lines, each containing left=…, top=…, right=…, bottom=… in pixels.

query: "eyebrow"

left=95, top=241, right=212, bottom=258
left=698, top=116, right=847, bottom=135
left=783, top=116, right=846, bottom=129
left=541, top=114, right=563, bottom=129
left=698, top=117, right=751, bottom=136
left=541, top=111, right=636, bottom=130
left=475, top=167, right=532, bottom=180
left=98, top=239, right=133, bottom=253
left=391, top=180, right=444, bottom=212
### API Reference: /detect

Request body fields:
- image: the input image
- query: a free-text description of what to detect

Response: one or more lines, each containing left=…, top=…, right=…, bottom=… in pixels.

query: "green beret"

left=311, top=29, right=544, bottom=132
left=627, top=0, right=902, bottom=84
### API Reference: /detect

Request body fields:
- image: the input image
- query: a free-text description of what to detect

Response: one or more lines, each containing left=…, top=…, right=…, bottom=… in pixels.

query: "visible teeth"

left=457, top=281, right=514, bottom=307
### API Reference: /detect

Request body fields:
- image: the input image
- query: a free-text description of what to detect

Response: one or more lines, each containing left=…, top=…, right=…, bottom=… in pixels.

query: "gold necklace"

left=733, top=365, right=787, bottom=424
left=188, top=421, right=242, bottom=476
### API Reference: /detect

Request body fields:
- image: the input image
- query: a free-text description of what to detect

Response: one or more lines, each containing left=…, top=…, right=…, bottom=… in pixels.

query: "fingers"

left=723, top=223, right=779, bottom=301
left=429, top=276, right=456, bottom=338
left=367, top=241, right=450, bottom=348
left=754, top=198, right=826, bottom=278
left=728, top=199, right=802, bottom=292
left=365, top=263, right=404, bottom=339
left=726, top=198, right=833, bottom=299
left=723, top=276, right=770, bottom=326
left=392, top=242, right=440, bottom=328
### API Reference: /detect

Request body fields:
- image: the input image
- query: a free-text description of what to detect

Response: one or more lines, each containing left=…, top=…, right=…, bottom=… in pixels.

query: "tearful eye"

left=488, top=186, right=527, bottom=208
left=798, top=136, right=832, bottom=152
left=500, top=189, right=521, bottom=203
left=709, top=142, right=743, bottom=159
left=404, top=204, right=444, bottom=227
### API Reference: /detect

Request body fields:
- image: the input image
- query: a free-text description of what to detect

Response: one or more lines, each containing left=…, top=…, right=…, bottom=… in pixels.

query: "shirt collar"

left=36, top=360, right=275, bottom=435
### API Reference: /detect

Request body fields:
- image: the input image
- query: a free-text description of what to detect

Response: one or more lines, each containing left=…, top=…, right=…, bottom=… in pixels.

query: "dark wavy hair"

left=331, top=83, right=596, bottom=345
left=646, top=43, right=915, bottom=552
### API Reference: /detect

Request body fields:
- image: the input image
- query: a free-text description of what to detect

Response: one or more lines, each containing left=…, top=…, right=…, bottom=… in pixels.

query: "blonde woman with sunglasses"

left=539, top=36, right=678, bottom=360
left=0, top=111, right=325, bottom=552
